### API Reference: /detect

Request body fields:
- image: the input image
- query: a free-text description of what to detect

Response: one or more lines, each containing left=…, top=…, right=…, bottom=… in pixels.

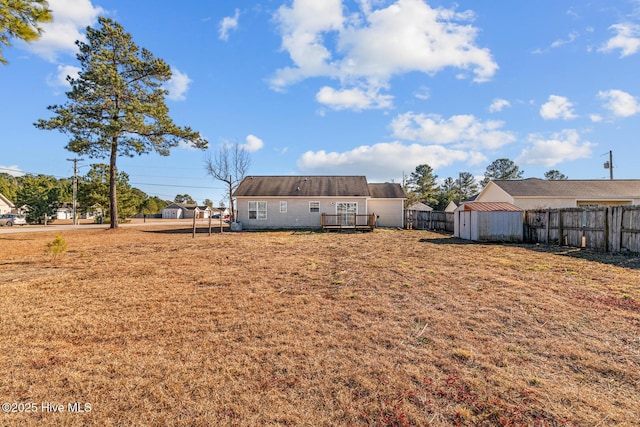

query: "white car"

left=0, top=214, right=27, bottom=226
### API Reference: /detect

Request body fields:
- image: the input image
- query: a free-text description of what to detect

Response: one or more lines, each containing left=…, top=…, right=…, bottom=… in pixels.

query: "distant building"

left=0, top=193, right=15, bottom=215
left=233, top=176, right=406, bottom=230
left=477, top=179, right=640, bottom=209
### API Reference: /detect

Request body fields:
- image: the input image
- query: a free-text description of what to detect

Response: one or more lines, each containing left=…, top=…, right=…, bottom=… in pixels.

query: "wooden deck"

left=321, top=213, right=376, bottom=231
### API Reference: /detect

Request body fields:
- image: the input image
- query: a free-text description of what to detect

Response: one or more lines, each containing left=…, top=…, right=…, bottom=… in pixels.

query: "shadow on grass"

left=418, top=233, right=640, bottom=269
left=527, top=245, right=640, bottom=270
left=142, top=226, right=230, bottom=235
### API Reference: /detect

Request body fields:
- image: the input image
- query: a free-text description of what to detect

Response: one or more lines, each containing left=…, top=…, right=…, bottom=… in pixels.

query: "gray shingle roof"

left=233, top=176, right=371, bottom=197
left=367, top=183, right=406, bottom=199
left=492, top=179, right=640, bottom=198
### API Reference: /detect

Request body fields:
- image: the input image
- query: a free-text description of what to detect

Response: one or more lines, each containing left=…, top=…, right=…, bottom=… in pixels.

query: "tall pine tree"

left=35, top=17, right=207, bottom=228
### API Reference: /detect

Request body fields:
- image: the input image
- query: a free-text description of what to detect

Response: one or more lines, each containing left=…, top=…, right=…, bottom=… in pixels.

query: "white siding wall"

left=476, top=183, right=514, bottom=204
left=368, top=199, right=404, bottom=227
left=236, top=197, right=368, bottom=229
left=0, top=203, right=11, bottom=214
left=162, top=208, right=182, bottom=219
left=455, top=210, right=523, bottom=242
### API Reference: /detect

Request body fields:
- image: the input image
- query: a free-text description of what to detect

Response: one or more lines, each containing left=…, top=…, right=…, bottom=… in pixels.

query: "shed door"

left=458, top=211, right=472, bottom=240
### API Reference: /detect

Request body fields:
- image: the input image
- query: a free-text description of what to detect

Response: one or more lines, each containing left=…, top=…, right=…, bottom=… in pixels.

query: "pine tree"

left=35, top=17, right=207, bottom=228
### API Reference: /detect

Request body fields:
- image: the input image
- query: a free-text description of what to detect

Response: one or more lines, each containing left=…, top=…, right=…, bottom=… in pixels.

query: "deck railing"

left=321, top=213, right=376, bottom=231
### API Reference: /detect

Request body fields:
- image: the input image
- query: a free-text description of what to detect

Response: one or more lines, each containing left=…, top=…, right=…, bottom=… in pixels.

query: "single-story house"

left=56, top=203, right=73, bottom=220
left=454, top=202, right=524, bottom=242
left=477, top=179, right=640, bottom=209
left=407, top=202, right=433, bottom=212
left=0, top=193, right=15, bottom=215
left=233, top=176, right=406, bottom=230
left=161, top=203, right=212, bottom=219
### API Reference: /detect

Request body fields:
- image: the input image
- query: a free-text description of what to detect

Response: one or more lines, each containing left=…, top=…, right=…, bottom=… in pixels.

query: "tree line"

left=404, top=158, right=567, bottom=210
left=0, top=167, right=206, bottom=224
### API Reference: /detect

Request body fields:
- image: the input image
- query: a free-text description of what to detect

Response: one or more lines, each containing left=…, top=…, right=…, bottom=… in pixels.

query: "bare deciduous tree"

left=204, top=142, right=250, bottom=221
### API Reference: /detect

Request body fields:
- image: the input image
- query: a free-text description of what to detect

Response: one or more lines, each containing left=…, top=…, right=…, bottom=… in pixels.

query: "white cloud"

left=25, top=0, right=104, bottom=62
left=241, top=134, right=264, bottom=152
left=551, top=31, right=578, bottom=48
left=271, top=0, right=497, bottom=110
left=539, top=95, right=578, bottom=120
left=517, top=129, right=594, bottom=167
left=0, top=165, right=25, bottom=177
left=589, top=114, right=603, bottom=123
left=598, top=89, right=640, bottom=117
left=533, top=31, right=579, bottom=54
left=297, top=141, right=474, bottom=180
left=46, top=64, right=81, bottom=88
left=599, top=23, right=640, bottom=57
left=316, top=86, right=393, bottom=110
left=489, top=98, right=511, bottom=113
left=165, top=67, right=192, bottom=101
left=390, top=112, right=516, bottom=150
left=219, top=9, right=240, bottom=41
left=414, top=86, right=430, bottom=100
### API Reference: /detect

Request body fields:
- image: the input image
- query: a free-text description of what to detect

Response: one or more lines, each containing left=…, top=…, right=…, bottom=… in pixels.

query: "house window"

left=309, top=201, right=320, bottom=213
left=280, top=201, right=287, bottom=213
left=248, top=201, right=267, bottom=220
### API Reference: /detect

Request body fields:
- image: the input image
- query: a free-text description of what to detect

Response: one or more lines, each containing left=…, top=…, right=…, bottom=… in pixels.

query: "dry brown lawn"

left=0, top=226, right=639, bottom=426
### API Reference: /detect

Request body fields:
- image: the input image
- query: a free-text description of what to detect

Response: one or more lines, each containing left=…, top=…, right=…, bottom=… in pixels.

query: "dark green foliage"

left=174, top=194, right=196, bottom=204
left=16, top=174, right=62, bottom=223
left=544, top=169, right=568, bottom=180
left=481, top=158, right=524, bottom=187
left=77, top=163, right=141, bottom=222
left=405, top=164, right=439, bottom=207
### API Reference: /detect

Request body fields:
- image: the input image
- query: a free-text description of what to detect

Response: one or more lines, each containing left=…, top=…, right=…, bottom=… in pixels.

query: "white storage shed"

left=454, top=202, right=524, bottom=242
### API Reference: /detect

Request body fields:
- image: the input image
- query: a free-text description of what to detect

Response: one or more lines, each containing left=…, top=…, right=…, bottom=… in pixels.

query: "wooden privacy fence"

left=405, top=210, right=454, bottom=232
left=524, top=206, right=640, bottom=253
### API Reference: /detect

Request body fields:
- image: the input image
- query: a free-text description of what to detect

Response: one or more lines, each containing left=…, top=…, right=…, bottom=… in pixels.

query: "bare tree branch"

left=204, top=142, right=250, bottom=221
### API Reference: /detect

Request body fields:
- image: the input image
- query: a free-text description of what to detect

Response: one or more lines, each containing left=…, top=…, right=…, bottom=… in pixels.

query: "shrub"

left=46, top=235, right=68, bottom=259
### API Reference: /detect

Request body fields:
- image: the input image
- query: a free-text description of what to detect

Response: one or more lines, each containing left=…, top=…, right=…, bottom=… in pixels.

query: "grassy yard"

left=0, top=227, right=638, bottom=426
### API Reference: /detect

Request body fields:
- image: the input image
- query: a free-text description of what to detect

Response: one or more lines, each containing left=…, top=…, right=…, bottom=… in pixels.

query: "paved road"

left=0, top=220, right=224, bottom=234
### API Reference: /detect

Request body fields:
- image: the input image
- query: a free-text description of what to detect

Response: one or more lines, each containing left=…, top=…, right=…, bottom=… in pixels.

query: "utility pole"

left=603, top=150, right=614, bottom=180
left=67, top=158, right=84, bottom=225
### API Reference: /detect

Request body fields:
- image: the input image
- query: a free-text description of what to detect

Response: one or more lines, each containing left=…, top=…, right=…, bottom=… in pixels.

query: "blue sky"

left=1, top=0, right=639, bottom=205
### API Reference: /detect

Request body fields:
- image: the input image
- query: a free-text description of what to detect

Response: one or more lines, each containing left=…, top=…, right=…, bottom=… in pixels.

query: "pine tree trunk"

left=109, top=138, right=119, bottom=229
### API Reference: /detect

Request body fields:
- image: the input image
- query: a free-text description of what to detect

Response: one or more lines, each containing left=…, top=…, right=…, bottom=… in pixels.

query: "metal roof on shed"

left=459, top=202, right=523, bottom=212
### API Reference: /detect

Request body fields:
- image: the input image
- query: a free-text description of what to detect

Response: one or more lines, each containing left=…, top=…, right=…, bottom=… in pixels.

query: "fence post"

left=192, top=214, right=196, bottom=239
left=604, top=207, right=609, bottom=252
left=558, top=210, right=565, bottom=245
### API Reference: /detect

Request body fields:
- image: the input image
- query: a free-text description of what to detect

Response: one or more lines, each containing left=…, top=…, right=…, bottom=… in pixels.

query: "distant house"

left=444, top=201, right=458, bottom=212
left=407, top=202, right=433, bottom=212
left=161, top=203, right=212, bottom=219
left=454, top=202, right=523, bottom=242
left=56, top=203, right=73, bottom=220
left=0, top=193, right=15, bottom=215
left=233, top=176, right=406, bottom=230
left=476, top=179, right=640, bottom=209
